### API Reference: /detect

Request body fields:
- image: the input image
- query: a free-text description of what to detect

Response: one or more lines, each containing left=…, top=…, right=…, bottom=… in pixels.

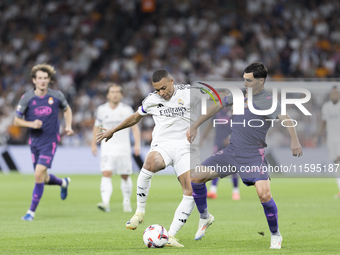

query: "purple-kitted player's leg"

left=22, top=143, right=70, bottom=221
left=207, top=146, right=221, bottom=199
left=231, top=173, right=240, bottom=200
left=192, top=182, right=209, bottom=218
left=261, top=197, right=278, bottom=233
left=29, top=182, right=44, bottom=212
left=36, top=143, right=71, bottom=200
left=207, top=178, right=219, bottom=199
left=191, top=147, right=237, bottom=240
left=254, top=179, right=282, bottom=249
left=47, top=174, right=63, bottom=185
left=191, top=166, right=217, bottom=241
left=235, top=147, right=281, bottom=249
left=22, top=163, right=47, bottom=221
left=211, top=178, right=219, bottom=186
left=232, top=173, right=238, bottom=188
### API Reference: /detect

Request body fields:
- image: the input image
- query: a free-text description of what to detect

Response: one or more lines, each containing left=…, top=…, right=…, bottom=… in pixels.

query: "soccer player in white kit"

left=91, top=84, right=141, bottom=213
left=96, top=70, right=200, bottom=247
left=317, top=86, right=340, bottom=198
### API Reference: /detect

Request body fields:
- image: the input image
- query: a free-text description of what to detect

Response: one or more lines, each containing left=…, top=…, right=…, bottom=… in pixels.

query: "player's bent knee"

left=121, top=174, right=129, bottom=180
left=34, top=171, right=45, bottom=183
left=102, top=171, right=112, bottom=178
left=142, top=162, right=162, bottom=173
left=258, top=192, right=272, bottom=203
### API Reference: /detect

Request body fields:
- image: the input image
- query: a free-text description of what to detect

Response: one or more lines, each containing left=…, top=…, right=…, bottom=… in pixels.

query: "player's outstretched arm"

left=278, top=114, right=303, bottom=157
left=187, top=103, right=223, bottom=143
left=96, top=112, right=144, bottom=143
left=63, top=106, right=74, bottom=136
left=131, top=124, right=141, bottom=156
left=14, top=116, right=42, bottom=129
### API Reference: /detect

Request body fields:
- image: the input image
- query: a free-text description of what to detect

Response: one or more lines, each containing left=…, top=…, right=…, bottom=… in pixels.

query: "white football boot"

left=195, top=214, right=215, bottom=240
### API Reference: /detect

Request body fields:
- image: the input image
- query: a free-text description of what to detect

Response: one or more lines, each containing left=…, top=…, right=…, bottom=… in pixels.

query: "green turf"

left=0, top=173, right=339, bottom=254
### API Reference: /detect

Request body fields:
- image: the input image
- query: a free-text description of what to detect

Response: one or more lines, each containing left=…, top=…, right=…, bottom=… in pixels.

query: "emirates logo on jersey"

left=48, top=97, right=54, bottom=105
left=178, top=99, right=184, bottom=105
left=159, top=107, right=186, bottom=117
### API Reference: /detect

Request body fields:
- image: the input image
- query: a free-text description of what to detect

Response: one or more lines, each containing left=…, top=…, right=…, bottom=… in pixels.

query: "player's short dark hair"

left=244, top=62, right=268, bottom=79
left=152, top=70, right=171, bottom=83
left=106, top=83, right=123, bottom=95
left=31, top=63, right=56, bottom=80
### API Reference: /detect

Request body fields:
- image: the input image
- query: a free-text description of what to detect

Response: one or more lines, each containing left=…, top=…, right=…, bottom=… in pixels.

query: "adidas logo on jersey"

left=157, top=103, right=164, bottom=108
left=179, top=219, right=187, bottom=223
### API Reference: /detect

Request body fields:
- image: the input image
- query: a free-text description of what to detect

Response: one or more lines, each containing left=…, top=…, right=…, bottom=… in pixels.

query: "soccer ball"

left=143, top=224, right=169, bottom=248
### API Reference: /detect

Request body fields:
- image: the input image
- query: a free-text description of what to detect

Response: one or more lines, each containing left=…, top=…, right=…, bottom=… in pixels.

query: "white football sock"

left=209, top=185, right=217, bottom=193
left=337, top=178, right=340, bottom=190
left=100, top=176, right=112, bottom=204
left=232, top=187, right=240, bottom=194
left=27, top=210, right=35, bottom=217
left=61, top=178, right=67, bottom=188
left=136, top=168, right=154, bottom=213
left=168, top=195, right=195, bottom=237
left=121, top=176, right=132, bottom=203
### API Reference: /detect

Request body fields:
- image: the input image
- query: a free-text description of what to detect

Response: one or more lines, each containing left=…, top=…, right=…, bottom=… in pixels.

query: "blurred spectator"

left=0, top=0, right=339, bottom=148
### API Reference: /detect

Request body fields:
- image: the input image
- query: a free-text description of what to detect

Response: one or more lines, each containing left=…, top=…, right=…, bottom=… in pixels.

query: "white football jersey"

left=321, top=100, right=340, bottom=143
left=137, top=84, right=201, bottom=145
left=95, top=102, right=134, bottom=155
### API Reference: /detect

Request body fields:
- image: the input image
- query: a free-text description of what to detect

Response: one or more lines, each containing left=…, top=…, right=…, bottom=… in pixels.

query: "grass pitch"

left=0, top=173, right=339, bottom=254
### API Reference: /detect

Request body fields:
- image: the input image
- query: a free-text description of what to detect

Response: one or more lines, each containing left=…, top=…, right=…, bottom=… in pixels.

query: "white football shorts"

left=148, top=142, right=200, bottom=177
left=100, top=154, right=133, bottom=174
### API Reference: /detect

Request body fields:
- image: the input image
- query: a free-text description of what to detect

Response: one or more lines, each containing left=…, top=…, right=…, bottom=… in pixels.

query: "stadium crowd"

left=0, top=0, right=339, bottom=147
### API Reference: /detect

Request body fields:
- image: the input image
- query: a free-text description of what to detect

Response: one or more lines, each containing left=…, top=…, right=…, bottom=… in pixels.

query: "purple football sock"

left=211, top=178, right=219, bottom=186
left=29, top=183, right=44, bottom=212
left=261, top=198, right=278, bottom=233
left=232, top=174, right=238, bottom=188
left=47, top=174, right=62, bottom=186
left=192, top=182, right=209, bottom=219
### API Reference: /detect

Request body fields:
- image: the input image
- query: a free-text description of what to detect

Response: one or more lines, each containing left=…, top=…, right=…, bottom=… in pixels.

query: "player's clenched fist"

left=31, top=119, right=43, bottom=129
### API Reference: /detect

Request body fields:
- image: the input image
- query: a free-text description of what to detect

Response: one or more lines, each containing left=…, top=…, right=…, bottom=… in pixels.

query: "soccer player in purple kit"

left=187, top=63, right=303, bottom=249
left=14, top=64, right=74, bottom=221
left=200, top=107, right=240, bottom=200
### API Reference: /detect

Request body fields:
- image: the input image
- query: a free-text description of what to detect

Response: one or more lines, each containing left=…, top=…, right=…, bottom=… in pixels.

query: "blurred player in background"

left=199, top=107, right=240, bottom=200
left=97, top=70, right=200, bottom=247
left=14, top=64, right=73, bottom=221
left=187, top=62, right=303, bottom=249
left=91, top=84, right=141, bottom=213
left=317, top=86, right=340, bottom=198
